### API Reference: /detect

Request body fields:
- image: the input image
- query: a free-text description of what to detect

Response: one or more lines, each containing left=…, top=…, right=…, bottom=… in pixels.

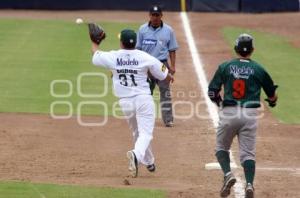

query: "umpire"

left=136, top=5, right=178, bottom=127
left=208, top=33, right=278, bottom=198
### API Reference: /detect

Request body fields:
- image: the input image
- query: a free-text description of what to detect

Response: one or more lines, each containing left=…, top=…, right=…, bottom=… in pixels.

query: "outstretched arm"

left=91, top=42, right=99, bottom=54
left=88, top=23, right=106, bottom=54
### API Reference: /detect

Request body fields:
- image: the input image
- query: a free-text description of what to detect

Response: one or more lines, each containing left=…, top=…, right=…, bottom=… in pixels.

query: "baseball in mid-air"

left=76, top=18, right=83, bottom=24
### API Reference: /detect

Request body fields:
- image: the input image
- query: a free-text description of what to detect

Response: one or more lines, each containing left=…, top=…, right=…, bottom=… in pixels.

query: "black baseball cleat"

left=220, top=172, right=236, bottom=197
left=146, top=164, right=156, bottom=172
left=165, top=121, right=174, bottom=127
left=127, top=151, right=138, bottom=178
left=245, top=183, right=254, bottom=198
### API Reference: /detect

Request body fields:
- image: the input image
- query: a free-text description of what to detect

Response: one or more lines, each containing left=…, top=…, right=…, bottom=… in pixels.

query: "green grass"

left=222, top=27, right=300, bottom=124
left=0, top=19, right=140, bottom=115
left=0, top=181, right=165, bottom=198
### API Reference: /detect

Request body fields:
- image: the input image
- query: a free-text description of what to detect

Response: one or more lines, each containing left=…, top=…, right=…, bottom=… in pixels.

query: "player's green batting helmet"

left=234, top=33, right=254, bottom=57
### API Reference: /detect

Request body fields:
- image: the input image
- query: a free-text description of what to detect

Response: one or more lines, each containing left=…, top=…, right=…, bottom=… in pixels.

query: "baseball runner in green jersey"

left=208, top=33, right=278, bottom=198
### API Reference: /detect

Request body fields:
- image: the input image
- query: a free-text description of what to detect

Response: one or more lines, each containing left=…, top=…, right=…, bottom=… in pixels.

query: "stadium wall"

left=240, top=0, right=300, bottom=12
left=0, top=0, right=299, bottom=12
left=0, top=0, right=180, bottom=11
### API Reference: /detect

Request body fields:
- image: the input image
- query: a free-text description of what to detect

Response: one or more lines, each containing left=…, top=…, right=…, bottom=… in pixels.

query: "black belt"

left=222, top=102, right=260, bottom=109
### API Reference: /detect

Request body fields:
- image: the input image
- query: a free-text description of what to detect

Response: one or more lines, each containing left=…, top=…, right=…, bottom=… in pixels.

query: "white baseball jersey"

left=92, top=49, right=168, bottom=98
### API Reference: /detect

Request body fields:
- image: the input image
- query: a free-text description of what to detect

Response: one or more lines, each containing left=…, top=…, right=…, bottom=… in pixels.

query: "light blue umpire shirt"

left=136, top=22, right=179, bottom=62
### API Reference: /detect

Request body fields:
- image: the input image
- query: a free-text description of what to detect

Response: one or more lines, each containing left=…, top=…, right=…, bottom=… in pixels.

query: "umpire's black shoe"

left=146, top=164, right=156, bottom=172
left=245, top=183, right=254, bottom=198
left=127, top=151, right=138, bottom=178
left=220, top=172, right=236, bottom=197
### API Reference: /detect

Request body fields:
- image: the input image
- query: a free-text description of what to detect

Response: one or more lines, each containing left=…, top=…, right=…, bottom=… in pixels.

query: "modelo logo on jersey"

left=142, top=39, right=157, bottom=46
left=116, top=58, right=139, bottom=66
left=230, top=65, right=254, bottom=79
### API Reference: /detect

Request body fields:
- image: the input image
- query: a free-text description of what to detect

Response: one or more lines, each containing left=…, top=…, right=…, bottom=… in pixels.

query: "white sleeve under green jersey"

left=92, top=49, right=168, bottom=98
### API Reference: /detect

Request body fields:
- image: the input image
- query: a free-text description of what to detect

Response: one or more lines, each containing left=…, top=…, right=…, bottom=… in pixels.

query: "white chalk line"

left=257, top=167, right=300, bottom=172
left=206, top=162, right=300, bottom=173
left=180, top=12, right=244, bottom=197
left=29, top=183, right=46, bottom=198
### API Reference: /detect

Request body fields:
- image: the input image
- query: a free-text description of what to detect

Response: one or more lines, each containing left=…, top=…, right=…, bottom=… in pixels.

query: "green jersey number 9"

left=232, top=79, right=246, bottom=99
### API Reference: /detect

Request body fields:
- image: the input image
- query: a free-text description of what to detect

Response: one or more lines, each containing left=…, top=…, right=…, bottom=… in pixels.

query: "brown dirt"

left=0, top=10, right=299, bottom=198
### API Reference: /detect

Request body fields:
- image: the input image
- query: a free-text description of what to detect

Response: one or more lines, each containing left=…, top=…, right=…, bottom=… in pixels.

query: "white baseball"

left=76, top=18, right=83, bottom=24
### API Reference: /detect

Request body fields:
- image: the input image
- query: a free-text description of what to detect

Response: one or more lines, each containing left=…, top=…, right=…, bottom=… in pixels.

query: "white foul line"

left=180, top=12, right=244, bottom=197
left=206, top=163, right=300, bottom=173
left=30, top=183, right=46, bottom=198
left=257, top=167, right=300, bottom=172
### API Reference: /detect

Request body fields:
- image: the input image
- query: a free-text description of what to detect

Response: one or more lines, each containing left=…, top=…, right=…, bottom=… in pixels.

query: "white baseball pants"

left=119, top=94, right=155, bottom=166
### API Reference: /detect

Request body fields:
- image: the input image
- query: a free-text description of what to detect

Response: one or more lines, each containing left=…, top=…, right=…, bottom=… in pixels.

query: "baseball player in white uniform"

left=90, top=29, right=173, bottom=178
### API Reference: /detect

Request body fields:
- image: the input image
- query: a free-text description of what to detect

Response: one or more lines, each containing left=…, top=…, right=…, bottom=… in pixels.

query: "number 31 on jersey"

left=119, top=74, right=138, bottom=87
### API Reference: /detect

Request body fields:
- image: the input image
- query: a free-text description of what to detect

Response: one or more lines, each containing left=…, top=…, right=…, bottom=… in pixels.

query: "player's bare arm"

left=169, top=50, right=176, bottom=74
left=91, top=42, right=99, bottom=54
left=165, top=73, right=174, bottom=83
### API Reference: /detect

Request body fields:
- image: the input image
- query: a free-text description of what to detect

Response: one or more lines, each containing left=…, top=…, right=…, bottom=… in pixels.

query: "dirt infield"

left=0, top=10, right=300, bottom=198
